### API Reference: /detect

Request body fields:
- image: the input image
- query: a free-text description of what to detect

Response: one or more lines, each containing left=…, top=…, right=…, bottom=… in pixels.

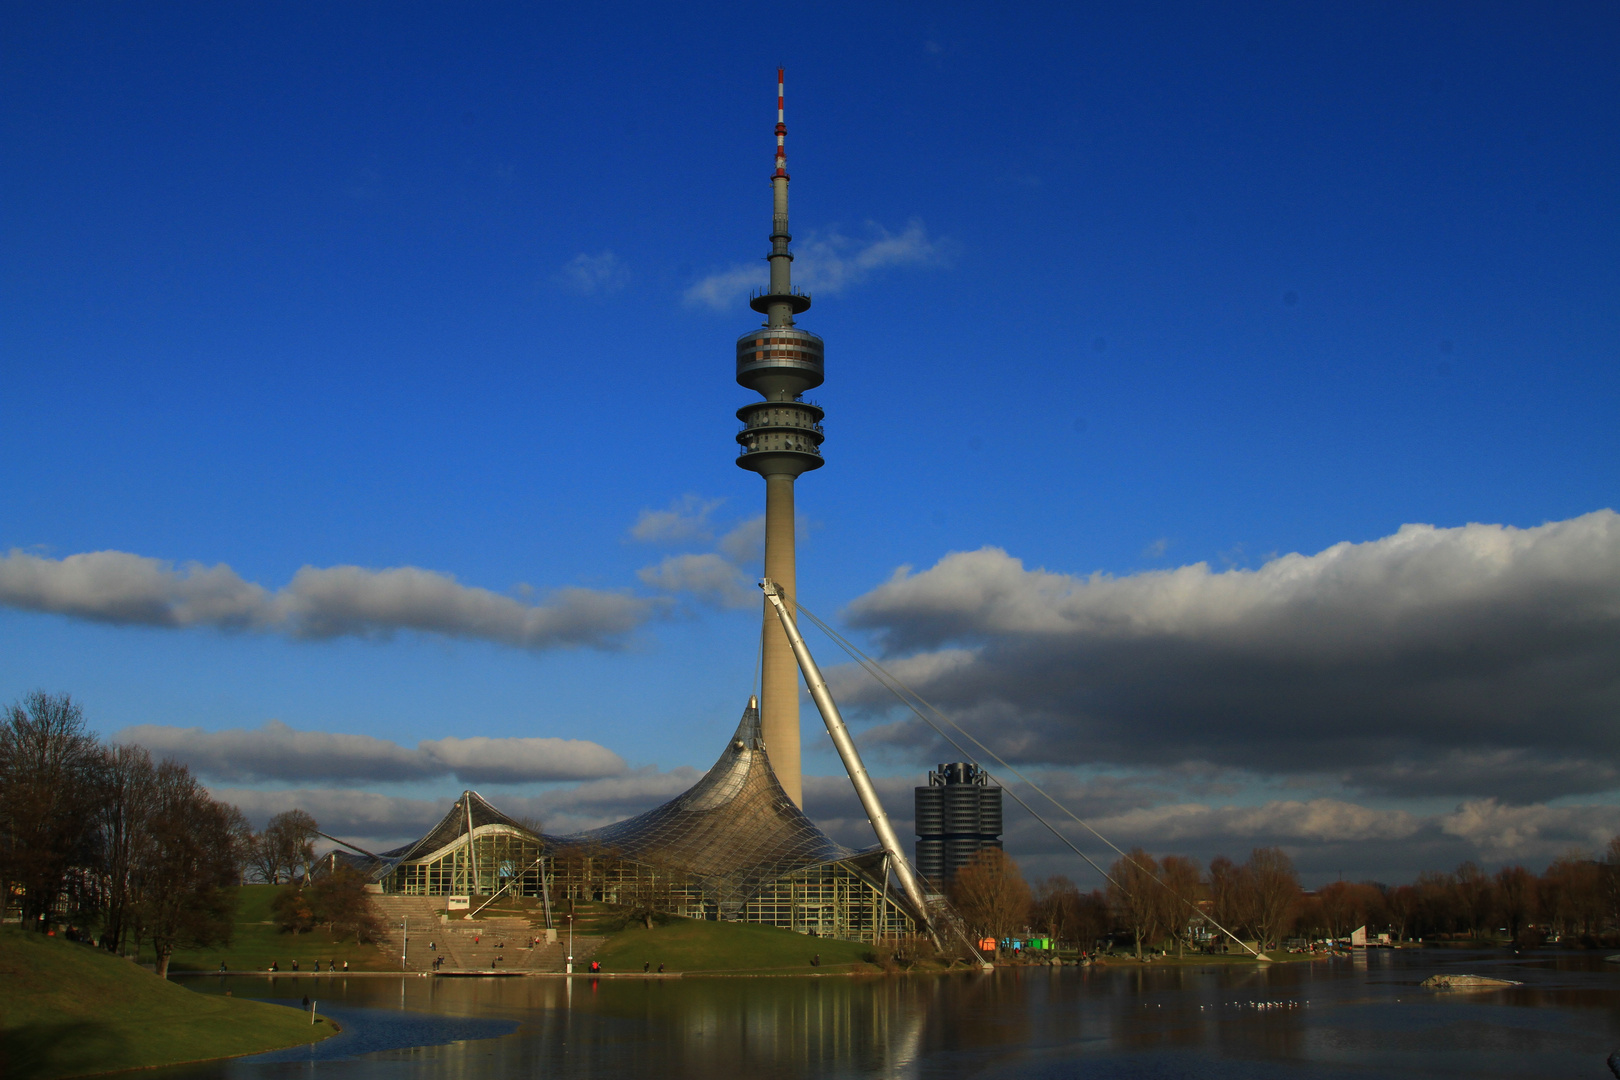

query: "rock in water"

left=1421, top=974, right=1520, bottom=990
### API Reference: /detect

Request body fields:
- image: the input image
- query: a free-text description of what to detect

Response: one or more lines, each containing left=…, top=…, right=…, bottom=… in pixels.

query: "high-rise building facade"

left=733, top=69, right=823, bottom=807
left=914, top=762, right=1004, bottom=888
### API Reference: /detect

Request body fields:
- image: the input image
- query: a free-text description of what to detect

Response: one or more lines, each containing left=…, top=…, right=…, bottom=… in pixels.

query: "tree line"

left=0, top=691, right=374, bottom=975
left=947, top=840, right=1620, bottom=956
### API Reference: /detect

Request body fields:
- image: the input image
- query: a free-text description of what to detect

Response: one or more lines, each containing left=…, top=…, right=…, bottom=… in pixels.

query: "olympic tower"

left=733, top=69, right=823, bottom=807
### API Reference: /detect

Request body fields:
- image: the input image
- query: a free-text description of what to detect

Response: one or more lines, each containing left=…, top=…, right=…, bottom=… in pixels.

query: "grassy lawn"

left=588, top=916, right=882, bottom=974
left=143, top=885, right=394, bottom=973
left=0, top=927, right=333, bottom=1079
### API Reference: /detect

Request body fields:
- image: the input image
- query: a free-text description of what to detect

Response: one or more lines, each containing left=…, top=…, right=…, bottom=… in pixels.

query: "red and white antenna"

left=774, top=67, right=788, bottom=179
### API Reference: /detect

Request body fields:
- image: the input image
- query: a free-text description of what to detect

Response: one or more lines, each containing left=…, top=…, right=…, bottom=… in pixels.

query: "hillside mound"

left=0, top=929, right=330, bottom=1079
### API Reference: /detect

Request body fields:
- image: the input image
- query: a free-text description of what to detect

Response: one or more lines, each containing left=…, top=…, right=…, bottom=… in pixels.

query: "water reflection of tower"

left=734, top=68, right=823, bottom=808
left=914, top=763, right=1004, bottom=888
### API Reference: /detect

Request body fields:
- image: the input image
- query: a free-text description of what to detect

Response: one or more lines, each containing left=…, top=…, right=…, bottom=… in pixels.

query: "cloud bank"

left=631, top=506, right=766, bottom=609
left=0, top=549, right=655, bottom=650
left=685, top=220, right=948, bottom=310
left=839, top=510, right=1620, bottom=803
left=214, top=772, right=1620, bottom=880
left=628, top=495, right=723, bottom=544
left=214, top=766, right=703, bottom=843
left=117, top=720, right=628, bottom=784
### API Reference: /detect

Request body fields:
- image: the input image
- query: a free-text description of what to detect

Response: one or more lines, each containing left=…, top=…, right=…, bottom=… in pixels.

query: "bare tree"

left=1413, top=870, right=1461, bottom=937
left=131, top=762, right=242, bottom=977
left=949, top=848, right=1031, bottom=943
left=1107, top=848, right=1162, bottom=959
left=1494, top=865, right=1536, bottom=944
left=1245, top=847, right=1300, bottom=951
left=1541, top=850, right=1603, bottom=939
left=1317, top=881, right=1355, bottom=939
left=1385, top=884, right=1417, bottom=943
left=1157, top=855, right=1203, bottom=958
left=94, top=744, right=160, bottom=954
left=304, top=865, right=384, bottom=943
left=1033, top=875, right=1083, bottom=946
left=617, top=863, right=683, bottom=931
left=0, top=692, right=105, bottom=931
left=1075, top=889, right=1111, bottom=952
left=257, top=809, right=319, bottom=884
left=1454, top=862, right=1496, bottom=939
left=1602, top=836, right=1620, bottom=933
left=1209, top=855, right=1254, bottom=946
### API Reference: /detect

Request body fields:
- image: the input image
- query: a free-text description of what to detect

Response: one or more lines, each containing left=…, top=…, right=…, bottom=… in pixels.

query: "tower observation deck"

left=735, top=69, right=823, bottom=807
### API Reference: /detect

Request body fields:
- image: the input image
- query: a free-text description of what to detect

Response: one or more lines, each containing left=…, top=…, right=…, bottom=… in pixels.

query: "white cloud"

left=794, top=220, right=947, bottom=294
left=0, top=548, right=656, bottom=651
left=628, top=495, right=723, bottom=544
left=526, top=767, right=703, bottom=833
left=420, top=736, right=625, bottom=784
left=840, top=510, right=1620, bottom=801
left=0, top=549, right=270, bottom=628
left=1439, top=798, right=1620, bottom=859
left=116, top=720, right=628, bottom=784
left=631, top=510, right=766, bottom=609
left=718, top=515, right=766, bottom=567
left=683, top=265, right=766, bottom=311
left=213, top=768, right=705, bottom=846
left=636, top=553, right=754, bottom=609
left=213, top=787, right=446, bottom=850
left=1091, top=799, right=1422, bottom=845
left=557, top=250, right=628, bottom=294
left=684, top=220, right=948, bottom=310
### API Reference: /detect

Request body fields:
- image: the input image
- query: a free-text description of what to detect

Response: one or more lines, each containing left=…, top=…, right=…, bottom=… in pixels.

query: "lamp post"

left=565, top=914, right=574, bottom=975
left=400, top=917, right=408, bottom=971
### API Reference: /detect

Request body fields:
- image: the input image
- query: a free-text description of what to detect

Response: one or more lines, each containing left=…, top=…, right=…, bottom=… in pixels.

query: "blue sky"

left=3, top=2, right=1617, bottom=884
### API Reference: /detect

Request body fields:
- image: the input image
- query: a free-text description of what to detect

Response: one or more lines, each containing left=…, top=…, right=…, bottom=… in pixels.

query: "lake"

left=156, top=949, right=1618, bottom=1079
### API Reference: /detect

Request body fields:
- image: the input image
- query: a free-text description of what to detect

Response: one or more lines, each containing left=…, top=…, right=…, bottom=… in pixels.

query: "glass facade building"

left=346, top=701, right=922, bottom=943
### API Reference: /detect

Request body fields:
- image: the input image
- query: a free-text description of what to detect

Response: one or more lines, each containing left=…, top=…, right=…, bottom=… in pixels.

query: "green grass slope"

left=589, top=917, right=880, bottom=974
left=0, top=928, right=332, bottom=1079
left=145, top=885, right=392, bottom=973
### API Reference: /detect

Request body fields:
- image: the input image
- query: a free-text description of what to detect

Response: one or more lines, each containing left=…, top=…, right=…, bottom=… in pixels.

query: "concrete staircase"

left=368, top=896, right=454, bottom=971
left=366, top=895, right=604, bottom=973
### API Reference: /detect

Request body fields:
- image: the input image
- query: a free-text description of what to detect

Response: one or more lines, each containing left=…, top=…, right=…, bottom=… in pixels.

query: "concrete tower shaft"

left=734, top=69, right=822, bottom=808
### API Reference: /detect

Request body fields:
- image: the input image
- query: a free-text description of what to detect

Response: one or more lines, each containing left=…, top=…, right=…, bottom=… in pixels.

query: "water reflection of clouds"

left=237, top=1001, right=517, bottom=1065
left=182, top=959, right=1620, bottom=1079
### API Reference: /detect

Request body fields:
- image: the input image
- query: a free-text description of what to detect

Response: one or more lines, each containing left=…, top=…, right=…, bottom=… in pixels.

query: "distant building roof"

left=566, top=700, right=863, bottom=905
left=340, top=699, right=914, bottom=922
